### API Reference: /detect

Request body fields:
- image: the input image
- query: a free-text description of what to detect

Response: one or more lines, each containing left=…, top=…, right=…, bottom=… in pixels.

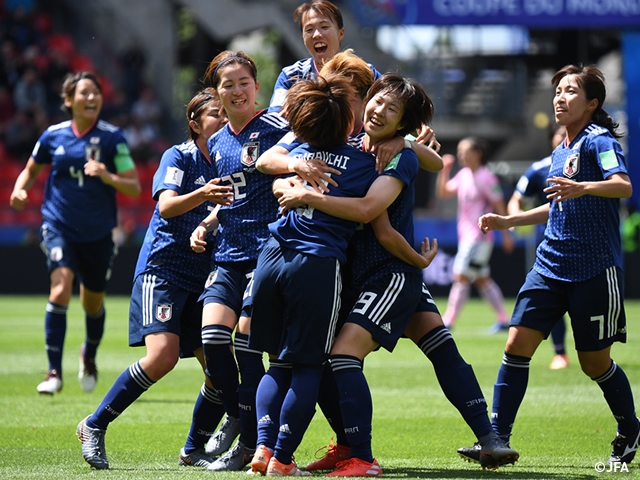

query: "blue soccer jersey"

left=207, top=110, right=290, bottom=263
left=269, top=143, right=379, bottom=263
left=135, top=142, right=217, bottom=293
left=350, top=148, right=420, bottom=287
left=267, top=57, right=382, bottom=113
left=535, top=123, right=628, bottom=282
left=32, top=119, right=133, bottom=242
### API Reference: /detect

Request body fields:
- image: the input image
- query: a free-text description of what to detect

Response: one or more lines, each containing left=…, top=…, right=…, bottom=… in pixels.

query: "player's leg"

left=470, top=242, right=509, bottom=333
left=76, top=234, right=116, bottom=392
left=571, top=267, right=639, bottom=464
left=208, top=315, right=263, bottom=471
left=267, top=252, right=340, bottom=477
left=251, top=358, right=291, bottom=474
left=307, top=281, right=359, bottom=471
left=444, top=241, right=484, bottom=328
left=405, top=288, right=518, bottom=469
left=180, top=296, right=226, bottom=468
left=327, top=273, right=422, bottom=476
left=490, top=271, right=563, bottom=444
left=200, top=262, right=249, bottom=457
left=200, top=302, right=241, bottom=454
left=549, top=317, right=569, bottom=369
left=327, top=324, right=380, bottom=476
left=38, top=227, right=76, bottom=394
left=77, top=275, right=187, bottom=469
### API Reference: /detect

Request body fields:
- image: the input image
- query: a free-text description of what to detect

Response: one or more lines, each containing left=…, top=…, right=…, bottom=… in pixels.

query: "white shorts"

left=452, top=240, right=493, bottom=281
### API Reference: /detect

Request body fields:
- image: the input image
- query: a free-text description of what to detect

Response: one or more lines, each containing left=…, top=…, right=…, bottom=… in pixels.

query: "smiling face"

left=65, top=78, right=102, bottom=128
left=363, top=90, right=405, bottom=142
left=301, top=9, right=344, bottom=69
left=553, top=74, right=598, bottom=136
left=215, top=63, right=259, bottom=127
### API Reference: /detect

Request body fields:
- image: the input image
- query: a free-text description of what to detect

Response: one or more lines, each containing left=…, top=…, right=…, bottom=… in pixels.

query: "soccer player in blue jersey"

left=276, top=73, right=518, bottom=475
left=9, top=72, right=140, bottom=396
left=508, top=125, right=572, bottom=370
left=246, top=72, right=393, bottom=476
left=267, top=0, right=381, bottom=114
left=186, top=50, right=298, bottom=472
left=76, top=89, right=233, bottom=470
left=472, top=64, right=639, bottom=466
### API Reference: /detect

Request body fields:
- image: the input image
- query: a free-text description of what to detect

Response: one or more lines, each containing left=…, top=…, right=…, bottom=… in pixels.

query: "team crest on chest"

left=85, top=144, right=101, bottom=162
left=156, top=304, right=172, bottom=322
left=563, top=152, right=579, bottom=178
left=242, top=142, right=259, bottom=167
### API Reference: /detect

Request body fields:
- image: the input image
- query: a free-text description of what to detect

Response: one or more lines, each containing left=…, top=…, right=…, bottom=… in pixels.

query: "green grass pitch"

left=1, top=294, right=639, bottom=479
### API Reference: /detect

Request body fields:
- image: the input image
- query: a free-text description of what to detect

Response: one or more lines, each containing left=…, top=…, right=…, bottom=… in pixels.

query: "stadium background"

left=0, top=0, right=639, bottom=297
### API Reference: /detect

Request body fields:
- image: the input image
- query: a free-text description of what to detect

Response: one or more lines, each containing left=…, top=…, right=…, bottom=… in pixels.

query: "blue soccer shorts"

left=129, top=273, right=204, bottom=358
left=199, top=260, right=256, bottom=318
left=345, top=271, right=423, bottom=352
left=511, top=266, right=626, bottom=352
left=249, top=238, right=341, bottom=365
left=40, top=225, right=116, bottom=292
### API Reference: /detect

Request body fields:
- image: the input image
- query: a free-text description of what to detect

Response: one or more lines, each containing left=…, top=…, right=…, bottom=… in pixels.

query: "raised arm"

left=436, top=154, right=457, bottom=199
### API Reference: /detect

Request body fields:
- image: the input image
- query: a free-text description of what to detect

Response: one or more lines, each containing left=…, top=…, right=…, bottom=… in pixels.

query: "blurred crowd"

left=0, top=0, right=170, bottom=241
left=0, top=0, right=168, bottom=166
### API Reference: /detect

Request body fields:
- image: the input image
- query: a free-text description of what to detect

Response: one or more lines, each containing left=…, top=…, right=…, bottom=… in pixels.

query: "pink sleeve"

left=478, top=168, right=503, bottom=203
left=446, top=170, right=461, bottom=192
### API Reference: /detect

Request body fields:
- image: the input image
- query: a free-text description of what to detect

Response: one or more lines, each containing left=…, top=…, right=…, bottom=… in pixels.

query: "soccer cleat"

left=486, top=322, right=510, bottom=335
left=266, top=456, right=311, bottom=476
left=37, top=369, right=62, bottom=395
left=178, top=447, right=215, bottom=467
left=326, top=458, right=382, bottom=477
left=205, top=414, right=241, bottom=457
left=608, top=419, right=640, bottom=464
left=78, top=345, right=98, bottom=392
left=76, top=415, right=109, bottom=469
left=457, top=437, right=519, bottom=470
left=251, top=445, right=274, bottom=475
left=208, top=441, right=255, bottom=471
left=305, top=440, right=350, bottom=471
left=549, top=354, right=569, bottom=370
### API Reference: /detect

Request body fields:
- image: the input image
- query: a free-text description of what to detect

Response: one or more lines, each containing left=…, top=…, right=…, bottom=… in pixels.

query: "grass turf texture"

left=1, top=295, right=639, bottom=479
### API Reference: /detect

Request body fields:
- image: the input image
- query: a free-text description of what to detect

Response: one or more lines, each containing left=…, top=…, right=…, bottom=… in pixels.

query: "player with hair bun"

left=470, top=64, right=639, bottom=466
left=76, top=88, right=232, bottom=470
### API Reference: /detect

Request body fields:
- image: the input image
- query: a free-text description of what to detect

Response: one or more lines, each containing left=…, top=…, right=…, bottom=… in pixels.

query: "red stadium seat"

left=0, top=206, right=15, bottom=225
left=14, top=207, right=42, bottom=227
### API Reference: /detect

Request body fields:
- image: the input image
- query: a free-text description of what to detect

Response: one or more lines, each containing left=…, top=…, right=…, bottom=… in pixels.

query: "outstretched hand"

left=419, top=237, right=438, bottom=269
left=478, top=213, right=510, bottom=234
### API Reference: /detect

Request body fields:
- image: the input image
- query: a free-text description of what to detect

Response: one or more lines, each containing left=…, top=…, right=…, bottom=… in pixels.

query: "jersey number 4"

left=70, top=166, right=84, bottom=187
